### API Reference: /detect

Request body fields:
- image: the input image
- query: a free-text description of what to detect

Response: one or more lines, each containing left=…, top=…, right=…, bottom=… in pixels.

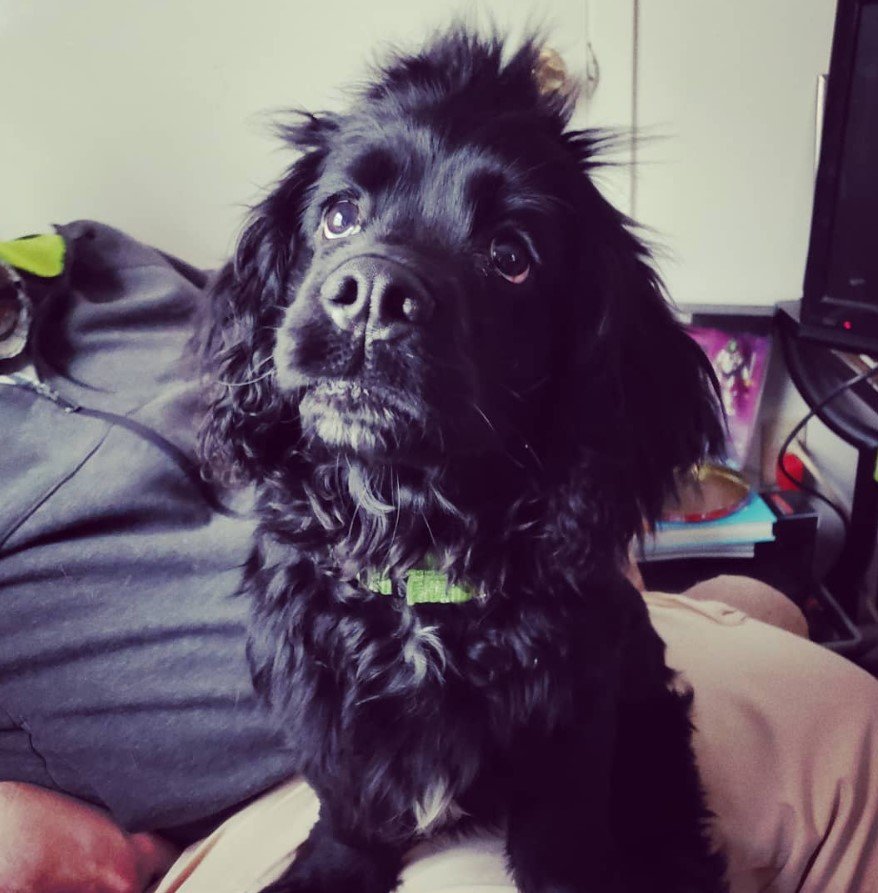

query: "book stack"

left=640, top=493, right=777, bottom=561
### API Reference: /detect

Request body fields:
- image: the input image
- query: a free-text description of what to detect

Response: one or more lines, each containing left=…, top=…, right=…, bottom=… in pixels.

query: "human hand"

left=0, top=782, right=179, bottom=893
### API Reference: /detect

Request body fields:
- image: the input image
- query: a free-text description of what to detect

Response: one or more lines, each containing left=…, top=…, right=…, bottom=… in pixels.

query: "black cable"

left=776, top=362, right=878, bottom=544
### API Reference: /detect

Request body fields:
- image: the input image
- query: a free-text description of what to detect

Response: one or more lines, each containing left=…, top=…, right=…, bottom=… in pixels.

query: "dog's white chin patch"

left=299, top=392, right=392, bottom=453
left=312, top=413, right=384, bottom=452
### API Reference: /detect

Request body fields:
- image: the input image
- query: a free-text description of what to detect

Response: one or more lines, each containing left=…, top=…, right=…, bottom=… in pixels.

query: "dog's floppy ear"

left=197, top=113, right=337, bottom=482
left=555, top=133, right=725, bottom=538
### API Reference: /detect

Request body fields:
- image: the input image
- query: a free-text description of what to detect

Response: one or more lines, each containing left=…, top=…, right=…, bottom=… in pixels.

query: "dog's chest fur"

left=248, top=540, right=590, bottom=842
left=244, top=461, right=613, bottom=843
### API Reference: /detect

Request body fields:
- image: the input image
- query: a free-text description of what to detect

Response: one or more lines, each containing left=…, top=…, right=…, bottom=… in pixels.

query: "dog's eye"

left=323, top=200, right=361, bottom=239
left=490, top=236, right=531, bottom=284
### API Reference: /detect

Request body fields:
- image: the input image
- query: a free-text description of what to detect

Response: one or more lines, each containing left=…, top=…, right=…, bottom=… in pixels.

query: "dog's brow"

left=466, top=169, right=509, bottom=233
left=348, top=148, right=401, bottom=195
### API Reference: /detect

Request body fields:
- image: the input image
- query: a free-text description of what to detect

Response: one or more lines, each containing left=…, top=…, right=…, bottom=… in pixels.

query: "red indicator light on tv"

left=843, top=320, right=853, bottom=330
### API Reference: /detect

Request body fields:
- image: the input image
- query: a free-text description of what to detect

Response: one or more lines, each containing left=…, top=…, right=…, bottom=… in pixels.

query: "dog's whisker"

left=500, top=375, right=551, bottom=402
left=521, top=439, right=545, bottom=471
left=469, top=401, right=498, bottom=436
left=420, top=509, right=437, bottom=551
left=388, top=469, right=402, bottom=563
left=470, top=401, right=529, bottom=471
left=219, top=367, right=275, bottom=388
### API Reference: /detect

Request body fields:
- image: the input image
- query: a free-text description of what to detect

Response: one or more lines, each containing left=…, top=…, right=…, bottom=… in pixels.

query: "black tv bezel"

left=801, top=0, right=878, bottom=352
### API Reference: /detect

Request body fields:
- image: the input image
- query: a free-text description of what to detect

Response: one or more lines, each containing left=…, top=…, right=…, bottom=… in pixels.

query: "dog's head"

left=199, top=31, right=723, bottom=537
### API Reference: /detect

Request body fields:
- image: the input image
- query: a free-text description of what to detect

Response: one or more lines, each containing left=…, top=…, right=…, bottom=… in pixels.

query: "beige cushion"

left=156, top=592, right=878, bottom=893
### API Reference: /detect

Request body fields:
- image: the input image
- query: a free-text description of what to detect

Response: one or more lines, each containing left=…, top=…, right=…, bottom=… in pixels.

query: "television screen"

left=802, top=0, right=878, bottom=350
left=825, top=3, right=878, bottom=308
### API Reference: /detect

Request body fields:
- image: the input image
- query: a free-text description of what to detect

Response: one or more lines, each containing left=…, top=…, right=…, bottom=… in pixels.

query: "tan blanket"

left=156, top=593, right=878, bottom=893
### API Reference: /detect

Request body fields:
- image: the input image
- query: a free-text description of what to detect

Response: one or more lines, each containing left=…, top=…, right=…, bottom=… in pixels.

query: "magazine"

left=685, top=325, right=772, bottom=468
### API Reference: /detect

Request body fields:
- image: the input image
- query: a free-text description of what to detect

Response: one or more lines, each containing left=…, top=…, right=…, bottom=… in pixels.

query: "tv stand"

left=775, top=301, right=878, bottom=622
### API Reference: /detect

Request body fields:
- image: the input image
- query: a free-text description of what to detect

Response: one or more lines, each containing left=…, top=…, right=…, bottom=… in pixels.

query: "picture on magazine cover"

left=686, top=325, right=772, bottom=468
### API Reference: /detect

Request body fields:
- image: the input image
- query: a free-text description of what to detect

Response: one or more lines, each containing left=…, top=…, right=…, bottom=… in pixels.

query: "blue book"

left=645, top=493, right=777, bottom=552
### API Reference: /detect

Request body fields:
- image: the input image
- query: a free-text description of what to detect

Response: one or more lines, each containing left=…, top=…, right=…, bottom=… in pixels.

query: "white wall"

left=2, top=1, right=838, bottom=305
left=1, top=0, right=846, bottom=301
left=635, top=0, right=837, bottom=307
left=1, top=0, right=637, bottom=267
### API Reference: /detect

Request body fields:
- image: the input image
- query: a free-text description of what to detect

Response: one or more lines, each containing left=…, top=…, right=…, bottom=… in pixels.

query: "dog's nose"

left=319, top=256, right=434, bottom=340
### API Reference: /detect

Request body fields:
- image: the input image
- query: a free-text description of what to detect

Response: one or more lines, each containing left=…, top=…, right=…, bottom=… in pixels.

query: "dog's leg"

left=258, top=805, right=404, bottom=893
left=505, top=707, right=626, bottom=893
left=611, top=600, right=729, bottom=893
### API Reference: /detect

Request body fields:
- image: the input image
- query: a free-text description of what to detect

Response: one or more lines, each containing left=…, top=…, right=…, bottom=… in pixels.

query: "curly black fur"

left=199, top=28, right=728, bottom=893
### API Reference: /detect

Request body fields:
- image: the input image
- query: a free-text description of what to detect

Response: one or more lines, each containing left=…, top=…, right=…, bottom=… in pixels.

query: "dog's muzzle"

left=319, top=255, right=435, bottom=344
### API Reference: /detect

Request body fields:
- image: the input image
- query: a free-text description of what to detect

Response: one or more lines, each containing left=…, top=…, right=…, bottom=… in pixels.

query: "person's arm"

left=0, top=782, right=178, bottom=893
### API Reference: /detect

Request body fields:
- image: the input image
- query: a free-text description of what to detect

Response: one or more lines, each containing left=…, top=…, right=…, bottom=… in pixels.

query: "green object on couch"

left=0, top=233, right=66, bottom=277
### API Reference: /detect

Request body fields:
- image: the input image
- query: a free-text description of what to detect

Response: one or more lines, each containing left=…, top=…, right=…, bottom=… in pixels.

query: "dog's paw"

left=255, top=867, right=328, bottom=893
left=256, top=882, right=312, bottom=893
left=255, top=847, right=400, bottom=893
left=255, top=865, right=341, bottom=893
left=515, top=881, right=625, bottom=893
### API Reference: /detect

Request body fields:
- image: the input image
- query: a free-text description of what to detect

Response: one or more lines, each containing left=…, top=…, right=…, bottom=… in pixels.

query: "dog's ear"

left=197, top=113, right=337, bottom=482
left=553, top=133, right=725, bottom=538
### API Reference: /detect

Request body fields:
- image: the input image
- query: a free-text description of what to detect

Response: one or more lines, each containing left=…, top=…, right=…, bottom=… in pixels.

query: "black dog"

left=199, top=30, right=728, bottom=893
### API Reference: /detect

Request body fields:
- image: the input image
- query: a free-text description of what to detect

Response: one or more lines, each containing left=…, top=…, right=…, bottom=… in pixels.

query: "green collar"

left=368, top=568, right=475, bottom=606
